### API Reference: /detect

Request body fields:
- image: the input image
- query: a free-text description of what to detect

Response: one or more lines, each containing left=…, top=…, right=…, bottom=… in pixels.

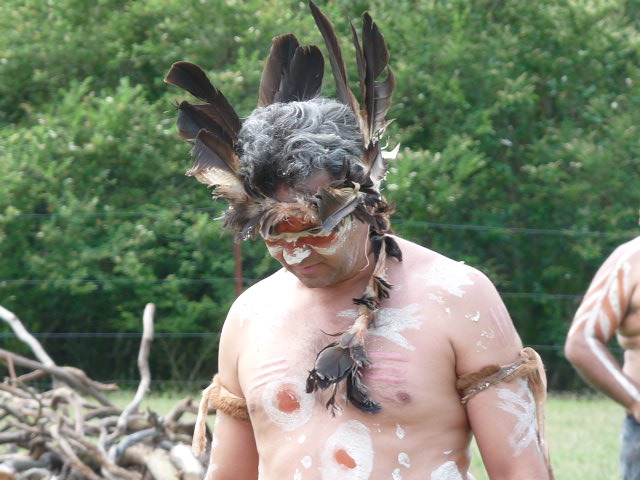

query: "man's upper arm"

left=451, top=270, right=551, bottom=479
left=206, top=303, right=259, bottom=480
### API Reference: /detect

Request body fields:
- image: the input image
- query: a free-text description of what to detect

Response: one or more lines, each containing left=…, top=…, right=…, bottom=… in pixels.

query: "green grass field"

left=114, top=391, right=623, bottom=479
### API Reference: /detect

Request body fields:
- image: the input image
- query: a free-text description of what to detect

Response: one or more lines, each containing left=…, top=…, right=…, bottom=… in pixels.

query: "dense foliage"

left=1, top=0, right=639, bottom=388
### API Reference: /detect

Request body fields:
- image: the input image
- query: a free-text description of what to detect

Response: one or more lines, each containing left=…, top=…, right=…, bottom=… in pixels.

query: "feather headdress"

left=165, top=0, right=400, bottom=414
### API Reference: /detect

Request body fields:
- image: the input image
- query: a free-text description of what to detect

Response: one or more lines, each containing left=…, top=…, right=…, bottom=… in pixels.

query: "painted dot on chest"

left=396, top=391, right=412, bottom=403
left=276, top=388, right=301, bottom=413
left=335, top=448, right=357, bottom=469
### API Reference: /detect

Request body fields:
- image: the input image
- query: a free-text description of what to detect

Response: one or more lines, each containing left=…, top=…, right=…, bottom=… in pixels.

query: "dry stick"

left=0, top=304, right=55, bottom=367
left=48, top=426, right=103, bottom=480
left=0, top=348, right=113, bottom=407
left=105, top=303, right=155, bottom=457
left=117, top=303, right=155, bottom=433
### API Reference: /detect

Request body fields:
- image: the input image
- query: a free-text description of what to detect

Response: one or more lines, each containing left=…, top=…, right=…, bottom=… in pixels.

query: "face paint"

left=320, top=421, right=373, bottom=480
left=261, top=376, right=314, bottom=432
left=416, top=259, right=475, bottom=298
left=395, top=424, right=405, bottom=440
left=338, top=304, right=423, bottom=350
left=301, top=456, right=312, bottom=469
left=430, top=461, right=464, bottom=480
left=294, top=469, right=302, bottom=480
left=283, top=246, right=312, bottom=265
left=392, top=469, right=403, bottom=480
left=495, top=378, right=538, bottom=456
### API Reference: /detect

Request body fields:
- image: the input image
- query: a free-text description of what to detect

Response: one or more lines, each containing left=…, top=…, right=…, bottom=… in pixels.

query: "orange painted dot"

left=334, top=448, right=357, bottom=469
left=276, top=388, right=300, bottom=413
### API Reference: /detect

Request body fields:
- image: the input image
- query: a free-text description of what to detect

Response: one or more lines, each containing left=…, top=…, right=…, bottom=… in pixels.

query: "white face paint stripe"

left=283, top=246, right=312, bottom=265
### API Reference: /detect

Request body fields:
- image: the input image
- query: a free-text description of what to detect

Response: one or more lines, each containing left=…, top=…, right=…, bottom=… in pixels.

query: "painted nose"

left=282, top=243, right=312, bottom=265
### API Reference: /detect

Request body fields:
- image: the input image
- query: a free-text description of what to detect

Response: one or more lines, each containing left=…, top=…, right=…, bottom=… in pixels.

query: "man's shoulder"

left=394, top=236, right=490, bottom=279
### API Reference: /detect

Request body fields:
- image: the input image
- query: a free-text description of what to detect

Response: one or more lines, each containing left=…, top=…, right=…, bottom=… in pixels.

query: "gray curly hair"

left=237, top=97, right=364, bottom=197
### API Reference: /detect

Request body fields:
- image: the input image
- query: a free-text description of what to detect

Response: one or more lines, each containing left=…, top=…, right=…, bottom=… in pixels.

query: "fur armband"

left=192, top=374, right=249, bottom=455
left=456, top=347, right=554, bottom=479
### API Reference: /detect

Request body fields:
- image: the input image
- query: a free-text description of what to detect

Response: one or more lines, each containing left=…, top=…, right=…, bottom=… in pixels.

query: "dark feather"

left=385, top=235, right=403, bottom=261
left=361, top=13, right=395, bottom=137
left=361, top=144, right=387, bottom=188
left=316, top=187, right=360, bottom=232
left=308, top=1, right=361, bottom=117
left=258, top=34, right=300, bottom=107
left=347, top=371, right=381, bottom=414
left=176, top=101, right=233, bottom=143
left=165, top=61, right=241, bottom=141
left=188, top=130, right=240, bottom=178
left=276, top=45, right=324, bottom=103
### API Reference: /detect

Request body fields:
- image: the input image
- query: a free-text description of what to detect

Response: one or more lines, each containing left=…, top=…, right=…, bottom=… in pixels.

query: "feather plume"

left=176, top=101, right=233, bottom=143
left=258, top=34, right=300, bottom=106
left=165, top=61, right=241, bottom=141
left=277, top=45, right=324, bottom=103
left=189, top=130, right=245, bottom=204
left=316, top=187, right=360, bottom=231
left=259, top=35, right=324, bottom=106
left=361, top=13, right=395, bottom=139
left=308, top=1, right=364, bottom=132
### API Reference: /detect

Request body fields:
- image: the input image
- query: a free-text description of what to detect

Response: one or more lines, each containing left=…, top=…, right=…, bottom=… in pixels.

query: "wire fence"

left=1, top=331, right=617, bottom=393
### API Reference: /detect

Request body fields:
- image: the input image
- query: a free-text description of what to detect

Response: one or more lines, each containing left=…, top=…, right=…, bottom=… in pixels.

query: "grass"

left=112, top=391, right=622, bottom=479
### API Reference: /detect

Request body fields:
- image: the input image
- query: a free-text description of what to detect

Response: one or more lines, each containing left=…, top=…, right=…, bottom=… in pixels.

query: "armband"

left=192, top=374, right=249, bottom=455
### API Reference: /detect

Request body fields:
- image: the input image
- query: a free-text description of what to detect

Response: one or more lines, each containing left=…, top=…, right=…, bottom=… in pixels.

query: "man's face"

left=262, top=172, right=371, bottom=288
left=263, top=216, right=370, bottom=288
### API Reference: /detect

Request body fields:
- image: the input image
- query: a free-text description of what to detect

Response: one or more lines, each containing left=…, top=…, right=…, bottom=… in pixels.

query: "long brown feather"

left=176, top=101, right=232, bottom=144
left=308, top=1, right=363, bottom=128
left=361, top=13, right=395, bottom=139
left=277, top=45, right=324, bottom=103
left=258, top=34, right=300, bottom=107
left=188, top=130, right=242, bottom=196
left=165, top=61, right=241, bottom=141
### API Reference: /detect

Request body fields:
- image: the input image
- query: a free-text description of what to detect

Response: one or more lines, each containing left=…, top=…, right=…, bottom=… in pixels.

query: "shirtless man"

left=565, top=236, right=640, bottom=479
left=166, top=2, right=553, bottom=479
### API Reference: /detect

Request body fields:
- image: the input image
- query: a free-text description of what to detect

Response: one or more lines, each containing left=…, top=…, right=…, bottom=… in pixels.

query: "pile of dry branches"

left=0, top=303, right=209, bottom=480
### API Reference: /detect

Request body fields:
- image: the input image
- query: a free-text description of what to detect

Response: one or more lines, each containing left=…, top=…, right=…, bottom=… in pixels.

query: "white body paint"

left=415, top=259, right=475, bottom=297
left=337, top=304, right=424, bottom=350
left=495, top=378, right=538, bottom=456
left=301, top=456, right=312, bottom=469
left=569, top=239, right=640, bottom=401
left=320, top=420, right=373, bottom=480
left=392, top=468, right=403, bottom=480
left=398, top=452, right=411, bottom=468
left=465, top=311, right=480, bottom=322
left=261, top=376, right=314, bottom=432
left=395, top=424, right=405, bottom=440
left=430, top=461, right=464, bottom=480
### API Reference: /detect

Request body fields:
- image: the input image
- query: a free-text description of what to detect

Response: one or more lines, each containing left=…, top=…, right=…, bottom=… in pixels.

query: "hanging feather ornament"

left=304, top=1, right=400, bottom=414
